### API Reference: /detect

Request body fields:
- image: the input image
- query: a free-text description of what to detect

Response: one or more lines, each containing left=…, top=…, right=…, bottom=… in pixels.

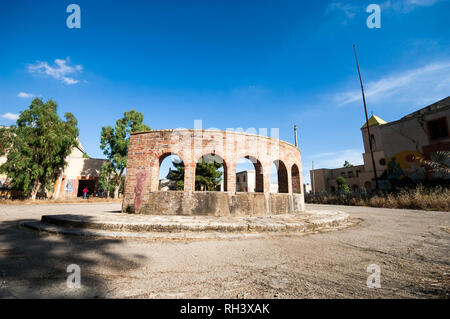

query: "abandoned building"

left=53, top=141, right=108, bottom=198
left=236, top=170, right=255, bottom=192
left=122, top=129, right=304, bottom=216
left=0, top=139, right=107, bottom=198
left=311, top=96, right=450, bottom=193
left=235, top=169, right=279, bottom=193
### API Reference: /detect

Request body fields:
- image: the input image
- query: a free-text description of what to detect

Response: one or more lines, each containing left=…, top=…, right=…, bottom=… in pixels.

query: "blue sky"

left=1, top=0, right=449, bottom=183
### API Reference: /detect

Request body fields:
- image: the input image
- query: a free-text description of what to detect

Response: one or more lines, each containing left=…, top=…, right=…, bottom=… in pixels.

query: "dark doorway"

left=77, top=179, right=96, bottom=197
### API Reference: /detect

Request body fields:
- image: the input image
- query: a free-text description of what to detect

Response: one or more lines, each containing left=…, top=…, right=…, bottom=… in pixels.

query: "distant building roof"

left=402, top=96, right=450, bottom=119
left=361, top=115, right=388, bottom=129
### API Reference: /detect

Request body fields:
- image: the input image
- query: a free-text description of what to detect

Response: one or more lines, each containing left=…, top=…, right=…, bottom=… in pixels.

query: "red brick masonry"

left=122, top=129, right=305, bottom=216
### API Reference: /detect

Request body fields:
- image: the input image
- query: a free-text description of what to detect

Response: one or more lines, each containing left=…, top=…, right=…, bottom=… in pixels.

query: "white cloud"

left=17, top=92, right=34, bottom=98
left=325, top=1, right=360, bottom=22
left=327, top=0, right=443, bottom=21
left=382, top=0, right=443, bottom=12
left=27, top=57, right=83, bottom=85
left=334, top=61, right=450, bottom=107
left=2, top=112, right=20, bottom=121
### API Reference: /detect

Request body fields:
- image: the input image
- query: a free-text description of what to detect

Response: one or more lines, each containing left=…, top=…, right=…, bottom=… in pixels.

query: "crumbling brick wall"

left=122, top=129, right=304, bottom=215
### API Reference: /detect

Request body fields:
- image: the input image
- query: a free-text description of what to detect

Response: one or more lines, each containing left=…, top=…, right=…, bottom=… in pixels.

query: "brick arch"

left=272, top=160, right=289, bottom=193
left=235, top=155, right=264, bottom=193
left=157, top=152, right=185, bottom=191
left=158, top=151, right=185, bottom=166
left=123, top=129, right=305, bottom=215
left=150, top=150, right=187, bottom=192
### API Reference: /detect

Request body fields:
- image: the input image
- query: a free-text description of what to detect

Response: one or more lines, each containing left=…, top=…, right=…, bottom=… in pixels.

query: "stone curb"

left=22, top=210, right=351, bottom=239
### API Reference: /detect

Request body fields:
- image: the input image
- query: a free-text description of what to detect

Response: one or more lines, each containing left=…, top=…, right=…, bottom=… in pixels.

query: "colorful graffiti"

left=64, top=179, right=77, bottom=195
left=385, top=150, right=427, bottom=182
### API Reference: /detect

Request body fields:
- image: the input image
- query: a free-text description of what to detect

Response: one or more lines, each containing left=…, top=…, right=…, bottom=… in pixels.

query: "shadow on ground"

left=0, top=216, right=145, bottom=298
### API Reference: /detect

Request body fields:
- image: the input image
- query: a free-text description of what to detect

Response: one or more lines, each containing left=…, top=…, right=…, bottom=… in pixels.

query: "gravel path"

left=0, top=202, right=448, bottom=298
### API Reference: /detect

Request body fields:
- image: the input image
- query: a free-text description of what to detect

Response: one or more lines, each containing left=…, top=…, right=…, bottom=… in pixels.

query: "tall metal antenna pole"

left=353, top=44, right=379, bottom=191
left=294, top=125, right=298, bottom=147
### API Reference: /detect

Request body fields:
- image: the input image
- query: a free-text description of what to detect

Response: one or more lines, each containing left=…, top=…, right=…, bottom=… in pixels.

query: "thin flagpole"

left=353, top=44, right=379, bottom=191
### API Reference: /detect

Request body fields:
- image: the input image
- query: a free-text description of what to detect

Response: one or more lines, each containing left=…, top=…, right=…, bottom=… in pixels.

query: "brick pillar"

left=226, top=161, right=235, bottom=192
left=298, top=164, right=304, bottom=194
left=287, top=168, right=293, bottom=194
left=150, top=163, right=159, bottom=191
left=184, top=163, right=196, bottom=191
left=263, top=164, right=271, bottom=193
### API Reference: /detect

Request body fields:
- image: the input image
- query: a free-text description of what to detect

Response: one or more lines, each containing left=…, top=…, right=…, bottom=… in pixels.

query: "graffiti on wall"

left=64, top=179, right=77, bottom=195
left=385, top=150, right=427, bottom=182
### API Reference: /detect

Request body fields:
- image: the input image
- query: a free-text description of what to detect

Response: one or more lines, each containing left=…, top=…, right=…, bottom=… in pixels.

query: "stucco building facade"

left=53, top=142, right=108, bottom=198
left=311, top=96, right=450, bottom=193
left=0, top=140, right=107, bottom=198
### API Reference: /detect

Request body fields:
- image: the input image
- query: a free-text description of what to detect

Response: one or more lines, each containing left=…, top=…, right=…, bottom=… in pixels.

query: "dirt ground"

left=0, top=202, right=448, bottom=298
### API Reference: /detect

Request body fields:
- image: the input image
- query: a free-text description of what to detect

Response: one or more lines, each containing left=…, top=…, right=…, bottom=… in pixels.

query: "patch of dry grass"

left=306, top=186, right=450, bottom=211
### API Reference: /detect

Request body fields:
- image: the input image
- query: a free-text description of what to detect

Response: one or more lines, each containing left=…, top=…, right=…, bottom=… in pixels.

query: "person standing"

left=83, top=187, right=88, bottom=199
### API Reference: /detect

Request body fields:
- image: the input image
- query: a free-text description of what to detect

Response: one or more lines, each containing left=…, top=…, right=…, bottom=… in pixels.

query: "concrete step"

left=22, top=210, right=353, bottom=239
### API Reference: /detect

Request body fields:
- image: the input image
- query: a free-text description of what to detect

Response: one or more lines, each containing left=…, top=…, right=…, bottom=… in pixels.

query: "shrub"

left=305, top=185, right=450, bottom=211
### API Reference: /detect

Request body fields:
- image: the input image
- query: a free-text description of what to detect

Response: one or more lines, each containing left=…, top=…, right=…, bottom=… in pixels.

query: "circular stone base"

left=22, top=210, right=353, bottom=240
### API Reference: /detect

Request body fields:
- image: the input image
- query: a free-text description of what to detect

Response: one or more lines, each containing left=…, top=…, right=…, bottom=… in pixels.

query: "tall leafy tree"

left=0, top=126, right=13, bottom=156
left=195, top=159, right=223, bottom=191
left=0, top=98, right=78, bottom=199
left=98, top=162, right=115, bottom=198
left=100, top=110, right=150, bottom=198
left=167, top=156, right=224, bottom=191
left=166, top=159, right=185, bottom=190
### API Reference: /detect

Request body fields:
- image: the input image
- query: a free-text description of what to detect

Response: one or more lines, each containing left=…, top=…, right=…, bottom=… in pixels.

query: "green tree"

left=166, top=158, right=185, bottom=190
left=195, top=159, right=223, bottom=191
left=0, top=98, right=78, bottom=199
left=98, top=162, right=115, bottom=198
left=343, top=161, right=353, bottom=168
left=167, top=157, right=224, bottom=191
left=100, top=110, right=150, bottom=198
left=336, top=176, right=350, bottom=193
left=0, top=126, right=13, bottom=156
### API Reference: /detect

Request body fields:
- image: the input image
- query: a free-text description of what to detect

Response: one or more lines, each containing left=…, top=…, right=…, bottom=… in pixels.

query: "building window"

left=243, top=175, right=246, bottom=182
left=356, top=170, right=360, bottom=177
left=427, top=118, right=449, bottom=140
left=370, top=134, right=376, bottom=147
left=348, top=171, right=354, bottom=178
left=341, top=172, right=346, bottom=178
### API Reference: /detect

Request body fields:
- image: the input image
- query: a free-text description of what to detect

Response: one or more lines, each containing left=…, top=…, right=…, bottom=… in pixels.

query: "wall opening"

left=370, top=134, right=376, bottom=148
left=236, top=156, right=263, bottom=192
left=195, top=153, right=227, bottom=191
left=159, top=153, right=184, bottom=191
left=270, top=160, right=288, bottom=193
left=77, top=179, right=96, bottom=197
left=291, top=164, right=301, bottom=194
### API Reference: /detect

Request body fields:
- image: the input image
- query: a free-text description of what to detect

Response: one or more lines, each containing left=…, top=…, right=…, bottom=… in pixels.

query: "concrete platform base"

left=23, top=209, right=352, bottom=240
